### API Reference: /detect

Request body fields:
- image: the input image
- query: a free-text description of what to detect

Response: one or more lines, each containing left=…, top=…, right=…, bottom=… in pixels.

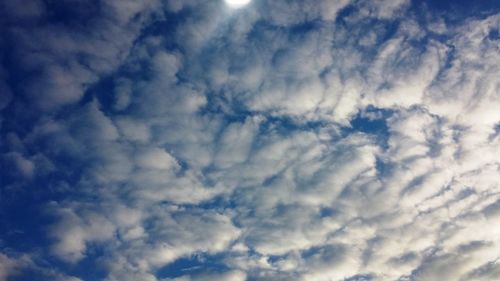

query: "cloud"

left=358, top=0, right=410, bottom=19
left=0, top=253, right=28, bottom=281
left=101, top=207, right=241, bottom=280
left=1, top=0, right=499, bottom=281
left=259, top=0, right=352, bottom=26
left=48, top=204, right=116, bottom=263
left=0, top=0, right=163, bottom=110
left=0, top=252, right=82, bottom=281
left=4, top=152, right=35, bottom=178
left=162, top=270, right=247, bottom=281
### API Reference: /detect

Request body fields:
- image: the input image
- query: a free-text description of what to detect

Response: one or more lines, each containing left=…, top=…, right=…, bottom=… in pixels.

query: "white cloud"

left=135, top=148, right=179, bottom=171
left=0, top=252, right=82, bottom=281
left=162, top=270, right=247, bottom=281
left=261, top=0, right=352, bottom=26
left=116, top=117, right=151, bottom=143
left=213, top=116, right=263, bottom=168
left=100, top=207, right=241, bottom=280
left=49, top=205, right=116, bottom=263
left=359, top=0, right=410, bottom=19
left=0, top=253, right=28, bottom=281
left=2, top=0, right=163, bottom=110
left=2, top=1, right=499, bottom=281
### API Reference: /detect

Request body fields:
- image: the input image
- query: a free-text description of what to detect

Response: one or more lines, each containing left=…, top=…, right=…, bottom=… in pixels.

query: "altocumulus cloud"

left=0, top=0, right=499, bottom=280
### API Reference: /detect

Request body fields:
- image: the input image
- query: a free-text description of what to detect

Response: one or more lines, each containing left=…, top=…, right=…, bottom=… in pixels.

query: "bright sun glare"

left=225, top=0, right=251, bottom=8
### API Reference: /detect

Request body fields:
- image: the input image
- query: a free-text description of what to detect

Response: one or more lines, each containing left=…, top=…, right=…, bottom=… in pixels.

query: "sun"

left=224, top=0, right=251, bottom=8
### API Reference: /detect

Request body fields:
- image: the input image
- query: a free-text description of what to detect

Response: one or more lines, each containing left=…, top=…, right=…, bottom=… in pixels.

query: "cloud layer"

left=1, top=0, right=499, bottom=280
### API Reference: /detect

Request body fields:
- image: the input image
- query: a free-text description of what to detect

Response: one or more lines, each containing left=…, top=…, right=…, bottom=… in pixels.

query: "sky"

left=0, top=0, right=499, bottom=280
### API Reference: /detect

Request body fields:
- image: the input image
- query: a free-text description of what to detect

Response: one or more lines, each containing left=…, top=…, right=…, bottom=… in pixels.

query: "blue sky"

left=0, top=0, right=499, bottom=280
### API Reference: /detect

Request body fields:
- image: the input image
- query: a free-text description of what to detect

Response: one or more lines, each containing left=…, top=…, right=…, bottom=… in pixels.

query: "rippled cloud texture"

left=1, top=0, right=499, bottom=280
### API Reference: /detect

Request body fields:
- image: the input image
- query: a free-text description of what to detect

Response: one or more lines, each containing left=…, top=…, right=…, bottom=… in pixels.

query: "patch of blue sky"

left=415, top=0, right=500, bottom=23
left=157, top=253, right=230, bottom=279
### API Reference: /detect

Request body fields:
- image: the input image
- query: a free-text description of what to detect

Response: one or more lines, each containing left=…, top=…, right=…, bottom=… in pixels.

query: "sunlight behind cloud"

left=225, top=0, right=251, bottom=8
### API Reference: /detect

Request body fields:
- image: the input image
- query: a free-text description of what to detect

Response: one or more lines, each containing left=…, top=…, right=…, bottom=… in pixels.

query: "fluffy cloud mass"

left=1, top=0, right=499, bottom=280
